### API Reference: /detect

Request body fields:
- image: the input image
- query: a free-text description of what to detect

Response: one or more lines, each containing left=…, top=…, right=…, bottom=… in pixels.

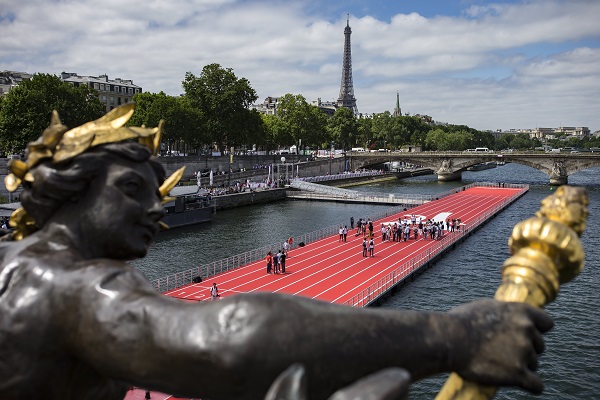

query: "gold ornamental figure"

left=436, top=185, right=589, bottom=400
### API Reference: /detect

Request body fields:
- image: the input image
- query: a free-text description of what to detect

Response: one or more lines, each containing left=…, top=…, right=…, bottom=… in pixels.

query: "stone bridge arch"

left=349, top=152, right=600, bottom=185
left=502, top=155, right=600, bottom=185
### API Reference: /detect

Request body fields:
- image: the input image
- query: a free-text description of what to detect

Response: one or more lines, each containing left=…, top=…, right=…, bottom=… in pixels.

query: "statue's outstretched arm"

left=65, top=266, right=551, bottom=400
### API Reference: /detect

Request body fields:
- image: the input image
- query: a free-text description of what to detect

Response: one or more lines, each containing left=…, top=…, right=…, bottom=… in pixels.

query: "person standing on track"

left=283, top=238, right=290, bottom=254
left=273, top=251, right=280, bottom=274
left=362, top=237, right=368, bottom=257
left=280, top=250, right=287, bottom=273
left=266, top=251, right=272, bottom=274
left=210, top=283, right=219, bottom=300
left=369, top=238, right=375, bottom=257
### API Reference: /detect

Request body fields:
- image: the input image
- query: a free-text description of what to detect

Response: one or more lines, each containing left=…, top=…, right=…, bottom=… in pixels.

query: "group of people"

left=338, top=226, right=349, bottom=242
left=354, top=217, right=375, bottom=238
left=347, top=214, right=465, bottom=257
left=362, top=237, right=375, bottom=257
left=265, top=250, right=287, bottom=274
left=265, top=238, right=293, bottom=274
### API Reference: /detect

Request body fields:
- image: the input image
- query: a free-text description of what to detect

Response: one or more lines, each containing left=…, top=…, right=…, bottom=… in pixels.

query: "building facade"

left=60, top=72, right=142, bottom=113
left=0, top=71, right=33, bottom=97
left=250, top=96, right=279, bottom=115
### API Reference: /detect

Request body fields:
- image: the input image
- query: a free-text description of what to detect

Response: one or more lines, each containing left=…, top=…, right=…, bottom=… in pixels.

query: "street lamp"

left=228, top=146, right=233, bottom=187
left=329, top=141, right=334, bottom=175
left=280, top=156, right=286, bottom=186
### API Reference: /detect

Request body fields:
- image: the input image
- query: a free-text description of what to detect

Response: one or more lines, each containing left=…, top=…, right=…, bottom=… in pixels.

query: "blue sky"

left=1, top=0, right=599, bottom=131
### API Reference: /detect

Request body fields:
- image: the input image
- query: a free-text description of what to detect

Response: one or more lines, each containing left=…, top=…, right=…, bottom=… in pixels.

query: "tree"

left=370, top=112, right=393, bottom=149
left=276, top=94, right=327, bottom=149
left=327, top=107, right=358, bottom=150
left=182, top=64, right=258, bottom=151
left=130, top=92, right=206, bottom=154
left=356, top=117, right=373, bottom=150
left=511, top=133, right=534, bottom=150
left=404, top=116, right=431, bottom=148
left=259, top=114, right=279, bottom=152
left=0, top=73, right=104, bottom=154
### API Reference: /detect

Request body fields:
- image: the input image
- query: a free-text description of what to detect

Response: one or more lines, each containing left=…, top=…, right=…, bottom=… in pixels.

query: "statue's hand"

left=450, top=299, right=553, bottom=394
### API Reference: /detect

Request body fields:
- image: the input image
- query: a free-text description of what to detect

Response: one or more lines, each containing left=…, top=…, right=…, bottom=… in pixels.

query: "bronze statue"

left=0, top=105, right=554, bottom=400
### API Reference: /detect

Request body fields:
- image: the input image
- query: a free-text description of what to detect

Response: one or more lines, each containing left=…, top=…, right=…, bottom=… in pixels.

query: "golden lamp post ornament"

left=436, top=185, right=589, bottom=400
left=4, top=104, right=185, bottom=239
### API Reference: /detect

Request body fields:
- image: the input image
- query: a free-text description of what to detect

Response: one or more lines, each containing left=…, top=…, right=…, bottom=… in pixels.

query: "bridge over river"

left=349, top=151, right=600, bottom=185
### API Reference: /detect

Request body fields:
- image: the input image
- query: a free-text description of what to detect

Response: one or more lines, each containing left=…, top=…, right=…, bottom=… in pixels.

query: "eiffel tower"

left=337, top=15, right=358, bottom=115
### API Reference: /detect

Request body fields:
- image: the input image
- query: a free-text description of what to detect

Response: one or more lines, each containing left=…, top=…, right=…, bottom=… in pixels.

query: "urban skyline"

left=1, top=0, right=599, bottom=131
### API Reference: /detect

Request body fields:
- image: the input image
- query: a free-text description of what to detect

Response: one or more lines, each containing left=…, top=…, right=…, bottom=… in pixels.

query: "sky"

left=1, top=0, right=599, bottom=132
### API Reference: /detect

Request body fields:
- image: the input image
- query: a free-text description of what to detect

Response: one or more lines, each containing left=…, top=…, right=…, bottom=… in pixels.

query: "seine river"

left=133, top=163, right=599, bottom=399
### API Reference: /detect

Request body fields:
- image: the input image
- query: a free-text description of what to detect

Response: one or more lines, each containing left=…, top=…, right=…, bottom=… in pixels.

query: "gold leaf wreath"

left=4, top=103, right=184, bottom=239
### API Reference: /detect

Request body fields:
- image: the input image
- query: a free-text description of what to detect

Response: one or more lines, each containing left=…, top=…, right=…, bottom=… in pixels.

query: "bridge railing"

left=295, top=170, right=385, bottom=183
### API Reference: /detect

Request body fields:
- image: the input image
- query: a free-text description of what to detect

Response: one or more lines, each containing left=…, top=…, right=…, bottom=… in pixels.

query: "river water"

left=133, top=163, right=600, bottom=399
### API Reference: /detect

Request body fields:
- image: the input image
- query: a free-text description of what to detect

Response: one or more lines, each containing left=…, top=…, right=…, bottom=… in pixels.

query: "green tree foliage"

left=259, top=114, right=280, bottom=151
left=404, top=116, right=431, bottom=148
left=510, top=133, right=536, bottom=150
left=0, top=73, right=104, bottom=153
left=425, top=128, right=474, bottom=151
left=182, top=64, right=259, bottom=151
left=276, top=94, right=327, bottom=149
left=129, top=92, right=206, bottom=153
left=470, top=129, right=495, bottom=149
left=370, top=112, right=394, bottom=149
left=368, top=114, right=431, bottom=150
left=356, top=117, right=373, bottom=150
left=326, top=107, right=358, bottom=150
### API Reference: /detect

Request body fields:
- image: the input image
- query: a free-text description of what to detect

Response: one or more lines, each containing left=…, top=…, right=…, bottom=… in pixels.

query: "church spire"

left=393, top=91, right=402, bottom=117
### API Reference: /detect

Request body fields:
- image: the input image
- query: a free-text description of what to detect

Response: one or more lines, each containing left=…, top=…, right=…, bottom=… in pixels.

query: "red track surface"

left=124, top=388, right=187, bottom=400
left=164, top=186, right=524, bottom=305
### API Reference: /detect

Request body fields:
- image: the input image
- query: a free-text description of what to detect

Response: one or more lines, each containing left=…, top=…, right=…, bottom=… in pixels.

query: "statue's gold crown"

left=4, top=103, right=185, bottom=239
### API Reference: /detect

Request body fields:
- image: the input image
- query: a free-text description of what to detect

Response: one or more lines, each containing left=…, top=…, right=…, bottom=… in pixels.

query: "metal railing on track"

left=150, top=203, right=411, bottom=293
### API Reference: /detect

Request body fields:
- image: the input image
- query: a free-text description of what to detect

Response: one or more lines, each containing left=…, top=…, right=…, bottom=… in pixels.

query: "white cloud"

left=1, top=0, right=599, bottom=131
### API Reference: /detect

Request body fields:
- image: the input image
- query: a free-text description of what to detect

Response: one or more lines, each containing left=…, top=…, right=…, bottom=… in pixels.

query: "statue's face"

left=76, top=158, right=164, bottom=260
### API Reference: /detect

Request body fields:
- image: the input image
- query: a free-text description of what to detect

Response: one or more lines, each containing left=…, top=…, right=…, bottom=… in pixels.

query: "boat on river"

left=0, top=186, right=215, bottom=231
left=163, top=186, right=215, bottom=228
left=467, top=162, right=497, bottom=171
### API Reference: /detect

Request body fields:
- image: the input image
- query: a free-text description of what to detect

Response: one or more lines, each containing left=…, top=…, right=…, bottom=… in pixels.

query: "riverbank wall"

left=213, top=188, right=287, bottom=211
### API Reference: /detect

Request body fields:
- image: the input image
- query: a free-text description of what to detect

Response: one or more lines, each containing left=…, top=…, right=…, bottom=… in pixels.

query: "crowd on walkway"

left=259, top=213, right=464, bottom=275
left=350, top=214, right=462, bottom=257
